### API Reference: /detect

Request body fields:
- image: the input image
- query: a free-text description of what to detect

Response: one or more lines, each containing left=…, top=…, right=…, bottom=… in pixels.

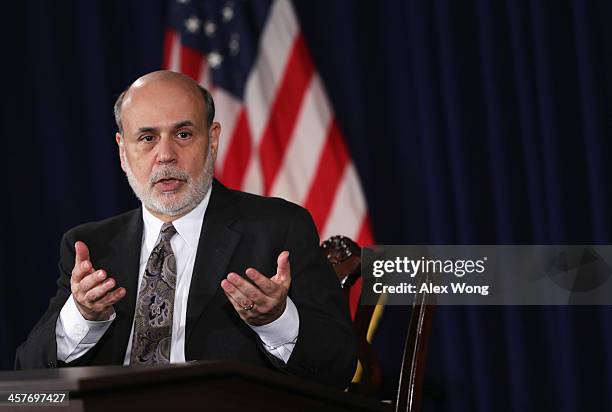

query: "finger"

left=96, top=286, right=127, bottom=308
left=245, top=268, right=279, bottom=296
left=84, top=277, right=116, bottom=303
left=274, top=251, right=291, bottom=288
left=79, top=270, right=107, bottom=293
left=222, top=288, right=249, bottom=314
left=71, top=260, right=95, bottom=284
left=74, top=241, right=90, bottom=266
left=221, top=278, right=255, bottom=309
left=225, top=273, right=268, bottom=303
left=72, top=242, right=94, bottom=283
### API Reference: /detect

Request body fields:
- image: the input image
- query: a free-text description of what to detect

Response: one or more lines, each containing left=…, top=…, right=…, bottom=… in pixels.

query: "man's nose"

left=156, top=136, right=177, bottom=164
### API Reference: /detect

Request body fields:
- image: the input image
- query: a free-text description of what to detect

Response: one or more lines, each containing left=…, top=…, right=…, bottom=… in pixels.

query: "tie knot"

left=160, top=222, right=177, bottom=241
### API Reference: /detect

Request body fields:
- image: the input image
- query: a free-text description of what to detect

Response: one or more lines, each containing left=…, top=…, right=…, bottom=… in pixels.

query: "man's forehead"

left=125, top=77, right=202, bottom=106
left=121, top=80, right=205, bottom=130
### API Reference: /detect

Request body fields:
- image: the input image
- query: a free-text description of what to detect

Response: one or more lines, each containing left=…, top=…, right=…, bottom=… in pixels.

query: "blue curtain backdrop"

left=1, top=1, right=611, bottom=411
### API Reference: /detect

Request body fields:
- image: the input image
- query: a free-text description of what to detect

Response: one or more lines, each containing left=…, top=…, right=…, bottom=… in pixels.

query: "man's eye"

left=139, top=135, right=155, bottom=142
left=177, top=131, right=191, bottom=139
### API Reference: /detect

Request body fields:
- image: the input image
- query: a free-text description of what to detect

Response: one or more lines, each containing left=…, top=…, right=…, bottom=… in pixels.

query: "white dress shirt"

left=56, top=187, right=299, bottom=364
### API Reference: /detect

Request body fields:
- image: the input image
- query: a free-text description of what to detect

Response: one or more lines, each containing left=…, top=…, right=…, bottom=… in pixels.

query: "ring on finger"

left=242, top=302, right=255, bottom=311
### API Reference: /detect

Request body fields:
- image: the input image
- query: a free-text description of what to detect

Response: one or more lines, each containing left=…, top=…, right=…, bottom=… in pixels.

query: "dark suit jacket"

left=15, top=180, right=356, bottom=388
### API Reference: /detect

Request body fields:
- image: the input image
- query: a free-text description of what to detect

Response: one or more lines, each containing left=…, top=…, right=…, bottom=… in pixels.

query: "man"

left=15, top=70, right=356, bottom=388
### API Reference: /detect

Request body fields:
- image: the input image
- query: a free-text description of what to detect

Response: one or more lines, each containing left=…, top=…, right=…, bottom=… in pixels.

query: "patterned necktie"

left=130, top=222, right=177, bottom=365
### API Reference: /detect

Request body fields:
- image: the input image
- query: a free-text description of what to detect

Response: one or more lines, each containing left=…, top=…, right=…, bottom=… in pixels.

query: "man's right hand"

left=70, top=241, right=126, bottom=321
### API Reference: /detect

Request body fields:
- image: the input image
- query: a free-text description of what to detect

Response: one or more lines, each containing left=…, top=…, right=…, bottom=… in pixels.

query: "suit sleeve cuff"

left=248, top=296, right=299, bottom=348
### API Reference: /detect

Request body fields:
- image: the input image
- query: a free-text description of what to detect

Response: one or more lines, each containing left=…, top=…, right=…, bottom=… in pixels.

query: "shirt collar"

left=141, top=185, right=212, bottom=251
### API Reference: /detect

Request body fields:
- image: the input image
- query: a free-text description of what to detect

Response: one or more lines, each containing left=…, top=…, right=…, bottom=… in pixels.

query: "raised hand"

left=70, top=241, right=126, bottom=321
left=221, top=251, right=291, bottom=326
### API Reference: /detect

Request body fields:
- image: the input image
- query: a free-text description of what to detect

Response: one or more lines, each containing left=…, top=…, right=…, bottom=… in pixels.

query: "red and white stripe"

left=163, top=0, right=373, bottom=248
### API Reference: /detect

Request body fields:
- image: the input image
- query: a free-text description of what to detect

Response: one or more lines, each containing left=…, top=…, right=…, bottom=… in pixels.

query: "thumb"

left=74, top=241, right=90, bottom=265
left=273, top=251, right=291, bottom=288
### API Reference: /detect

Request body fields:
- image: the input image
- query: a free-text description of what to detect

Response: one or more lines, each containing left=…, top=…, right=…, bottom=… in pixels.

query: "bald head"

left=114, top=70, right=215, bottom=134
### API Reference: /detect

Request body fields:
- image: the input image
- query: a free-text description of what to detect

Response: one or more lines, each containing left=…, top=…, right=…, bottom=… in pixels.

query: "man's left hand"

left=221, top=251, right=291, bottom=326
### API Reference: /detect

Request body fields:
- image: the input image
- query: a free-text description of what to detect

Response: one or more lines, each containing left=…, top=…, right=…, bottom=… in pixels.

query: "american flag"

left=164, top=0, right=374, bottom=315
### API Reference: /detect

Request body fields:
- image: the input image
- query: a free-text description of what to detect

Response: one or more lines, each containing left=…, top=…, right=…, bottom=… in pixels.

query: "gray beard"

left=123, top=143, right=215, bottom=217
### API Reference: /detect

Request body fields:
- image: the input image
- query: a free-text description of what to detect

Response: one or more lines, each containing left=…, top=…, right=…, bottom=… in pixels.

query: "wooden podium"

left=0, top=361, right=391, bottom=411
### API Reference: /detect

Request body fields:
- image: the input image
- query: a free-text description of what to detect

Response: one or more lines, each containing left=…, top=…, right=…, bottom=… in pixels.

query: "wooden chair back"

left=321, top=236, right=435, bottom=412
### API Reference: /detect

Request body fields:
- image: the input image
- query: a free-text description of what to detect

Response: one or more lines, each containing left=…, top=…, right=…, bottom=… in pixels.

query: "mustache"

left=149, top=166, right=190, bottom=185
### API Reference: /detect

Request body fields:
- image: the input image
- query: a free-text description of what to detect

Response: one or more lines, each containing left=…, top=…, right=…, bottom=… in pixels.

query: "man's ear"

left=209, top=121, right=221, bottom=155
left=116, top=132, right=127, bottom=172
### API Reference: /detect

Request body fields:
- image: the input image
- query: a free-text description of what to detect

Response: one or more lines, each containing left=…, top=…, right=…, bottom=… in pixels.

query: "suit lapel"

left=109, top=208, right=143, bottom=363
left=186, top=180, right=242, bottom=344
